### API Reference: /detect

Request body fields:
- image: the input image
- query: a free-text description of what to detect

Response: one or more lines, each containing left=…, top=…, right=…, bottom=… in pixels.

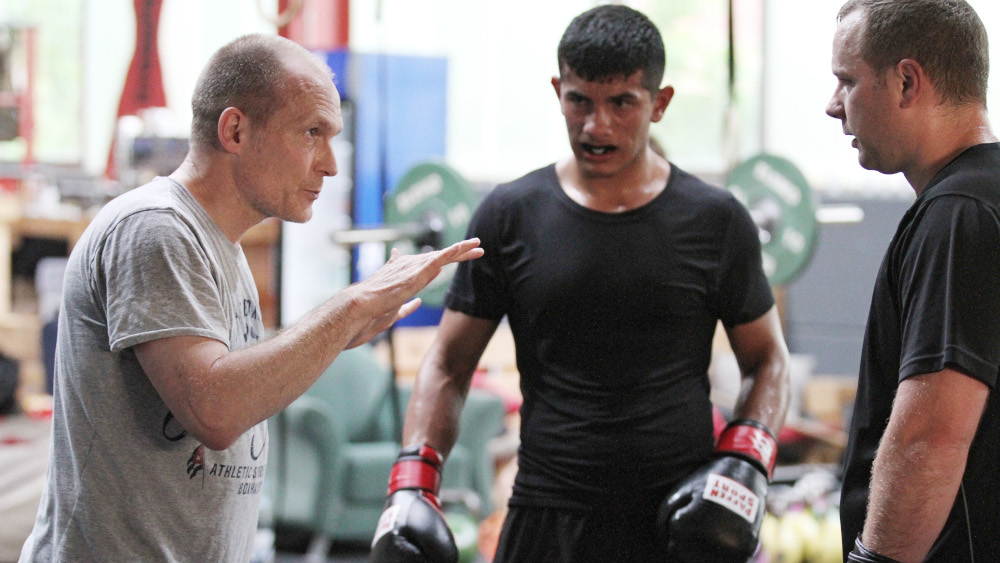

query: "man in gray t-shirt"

left=19, top=34, right=482, bottom=562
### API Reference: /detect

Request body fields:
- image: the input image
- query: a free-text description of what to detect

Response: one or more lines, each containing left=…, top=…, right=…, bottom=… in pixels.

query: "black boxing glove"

left=847, top=537, right=904, bottom=563
left=657, top=419, right=778, bottom=562
left=370, top=444, right=458, bottom=563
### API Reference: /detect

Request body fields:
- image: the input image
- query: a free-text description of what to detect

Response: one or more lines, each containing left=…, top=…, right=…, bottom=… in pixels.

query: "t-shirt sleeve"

left=444, top=190, right=509, bottom=320
left=897, top=195, right=1000, bottom=388
left=100, top=210, right=230, bottom=352
left=714, top=195, right=775, bottom=327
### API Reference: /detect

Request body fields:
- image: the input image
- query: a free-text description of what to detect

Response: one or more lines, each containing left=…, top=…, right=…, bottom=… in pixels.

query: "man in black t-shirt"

left=370, top=6, right=791, bottom=562
left=827, top=1, right=1000, bottom=561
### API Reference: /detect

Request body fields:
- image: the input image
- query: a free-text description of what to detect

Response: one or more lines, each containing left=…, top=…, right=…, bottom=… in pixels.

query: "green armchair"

left=266, top=343, right=506, bottom=557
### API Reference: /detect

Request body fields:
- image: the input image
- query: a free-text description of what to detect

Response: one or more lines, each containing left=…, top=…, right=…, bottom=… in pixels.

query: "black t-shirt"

left=841, top=143, right=1000, bottom=559
left=446, top=163, right=774, bottom=511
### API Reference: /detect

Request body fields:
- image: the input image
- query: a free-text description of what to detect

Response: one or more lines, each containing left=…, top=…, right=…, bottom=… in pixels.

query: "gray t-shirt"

left=20, top=178, right=267, bottom=562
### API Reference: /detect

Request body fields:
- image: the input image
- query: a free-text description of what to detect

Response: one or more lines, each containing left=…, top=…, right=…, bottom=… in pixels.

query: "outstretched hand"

left=345, top=238, right=483, bottom=347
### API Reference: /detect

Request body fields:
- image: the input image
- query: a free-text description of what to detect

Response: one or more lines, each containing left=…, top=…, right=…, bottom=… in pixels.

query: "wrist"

left=388, top=443, right=444, bottom=497
left=716, top=419, right=778, bottom=480
left=848, top=536, right=905, bottom=563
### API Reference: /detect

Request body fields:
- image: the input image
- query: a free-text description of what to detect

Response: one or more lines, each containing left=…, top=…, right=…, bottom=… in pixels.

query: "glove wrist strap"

left=388, top=443, right=444, bottom=497
left=716, top=419, right=777, bottom=480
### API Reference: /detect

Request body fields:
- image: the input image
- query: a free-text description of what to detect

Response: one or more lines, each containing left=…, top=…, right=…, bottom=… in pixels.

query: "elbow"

left=177, top=406, right=247, bottom=451
left=886, top=425, right=975, bottom=461
left=197, top=430, right=241, bottom=452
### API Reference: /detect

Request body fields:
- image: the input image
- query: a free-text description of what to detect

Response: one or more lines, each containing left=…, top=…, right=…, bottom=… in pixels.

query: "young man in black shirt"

left=372, top=6, right=790, bottom=561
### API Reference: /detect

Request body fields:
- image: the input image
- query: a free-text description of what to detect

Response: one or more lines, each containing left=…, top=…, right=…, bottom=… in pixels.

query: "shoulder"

left=90, top=178, right=192, bottom=232
left=81, top=179, right=212, bottom=259
left=669, top=165, right=734, bottom=201
left=665, top=164, right=747, bottom=221
left=478, top=164, right=558, bottom=211
left=496, top=164, right=556, bottom=197
left=922, top=143, right=1000, bottom=208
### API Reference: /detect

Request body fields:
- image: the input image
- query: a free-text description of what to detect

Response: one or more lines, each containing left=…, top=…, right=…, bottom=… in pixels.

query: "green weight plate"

left=384, top=162, right=479, bottom=307
left=725, top=153, right=818, bottom=286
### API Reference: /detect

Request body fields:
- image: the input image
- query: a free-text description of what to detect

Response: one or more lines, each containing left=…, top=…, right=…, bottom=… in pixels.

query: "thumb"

left=398, top=298, right=422, bottom=319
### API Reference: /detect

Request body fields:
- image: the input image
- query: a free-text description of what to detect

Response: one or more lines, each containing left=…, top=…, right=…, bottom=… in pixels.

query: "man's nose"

left=825, top=92, right=844, bottom=120
left=319, top=142, right=338, bottom=177
left=584, top=106, right=613, bottom=136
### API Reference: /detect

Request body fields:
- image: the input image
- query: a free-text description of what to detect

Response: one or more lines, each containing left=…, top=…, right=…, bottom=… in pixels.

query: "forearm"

left=205, top=290, right=370, bottom=422
left=859, top=370, right=988, bottom=562
left=862, top=431, right=969, bottom=561
left=733, top=357, right=789, bottom=433
left=141, top=286, right=393, bottom=449
left=140, top=239, right=486, bottom=450
left=401, top=348, right=476, bottom=458
left=729, top=308, right=790, bottom=433
left=400, top=311, right=497, bottom=458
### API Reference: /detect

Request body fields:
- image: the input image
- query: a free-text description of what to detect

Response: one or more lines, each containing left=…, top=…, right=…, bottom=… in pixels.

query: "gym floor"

left=273, top=545, right=490, bottom=562
left=275, top=548, right=368, bottom=563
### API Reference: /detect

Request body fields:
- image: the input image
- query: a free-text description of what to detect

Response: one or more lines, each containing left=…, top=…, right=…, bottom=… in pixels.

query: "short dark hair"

left=557, top=5, right=665, bottom=95
left=189, top=34, right=332, bottom=150
left=838, top=0, right=989, bottom=106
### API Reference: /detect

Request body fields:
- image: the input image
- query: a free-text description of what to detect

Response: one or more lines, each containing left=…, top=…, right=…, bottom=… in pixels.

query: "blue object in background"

left=319, top=50, right=448, bottom=327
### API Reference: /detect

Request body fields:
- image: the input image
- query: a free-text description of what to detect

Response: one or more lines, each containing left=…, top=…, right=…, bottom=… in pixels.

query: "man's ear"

left=551, top=76, right=562, bottom=99
left=896, top=58, right=927, bottom=108
left=651, top=85, right=675, bottom=123
left=218, top=107, right=248, bottom=153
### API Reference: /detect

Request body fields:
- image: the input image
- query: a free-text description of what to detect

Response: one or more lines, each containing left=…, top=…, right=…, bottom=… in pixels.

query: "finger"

left=389, top=247, right=402, bottom=260
left=452, top=247, right=485, bottom=263
left=435, top=238, right=483, bottom=264
left=397, top=298, right=422, bottom=320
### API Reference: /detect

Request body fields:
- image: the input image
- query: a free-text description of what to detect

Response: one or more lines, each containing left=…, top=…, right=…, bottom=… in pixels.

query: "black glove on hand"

left=847, top=537, right=905, bottom=563
left=370, top=444, right=458, bottom=563
left=657, top=419, right=778, bottom=562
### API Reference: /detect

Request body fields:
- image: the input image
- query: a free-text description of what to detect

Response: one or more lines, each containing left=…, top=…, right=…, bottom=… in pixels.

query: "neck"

left=169, top=152, right=264, bottom=243
left=905, top=106, right=996, bottom=195
left=557, top=149, right=670, bottom=213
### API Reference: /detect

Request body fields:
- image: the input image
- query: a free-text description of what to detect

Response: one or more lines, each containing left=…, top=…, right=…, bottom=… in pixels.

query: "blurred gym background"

left=2, top=1, right=1000, bottom=561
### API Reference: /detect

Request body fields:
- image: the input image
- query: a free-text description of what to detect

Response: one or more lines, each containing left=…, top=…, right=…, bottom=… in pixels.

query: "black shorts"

left=492, top=504, right=665, bottom=563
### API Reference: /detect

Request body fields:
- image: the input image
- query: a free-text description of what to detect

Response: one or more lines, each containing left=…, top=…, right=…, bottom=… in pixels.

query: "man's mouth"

left=583, top=143, right=615, bottom=156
